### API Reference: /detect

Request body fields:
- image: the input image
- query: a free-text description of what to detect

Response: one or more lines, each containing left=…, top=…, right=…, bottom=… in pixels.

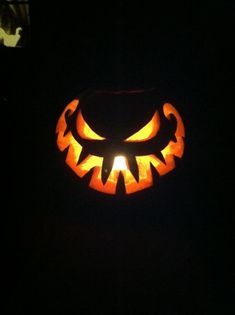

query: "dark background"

left=2, top=1, right=233, bottom=314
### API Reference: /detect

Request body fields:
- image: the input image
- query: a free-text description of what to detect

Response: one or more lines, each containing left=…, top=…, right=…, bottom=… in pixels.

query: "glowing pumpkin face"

left=56, top=89, right=185, bottom=194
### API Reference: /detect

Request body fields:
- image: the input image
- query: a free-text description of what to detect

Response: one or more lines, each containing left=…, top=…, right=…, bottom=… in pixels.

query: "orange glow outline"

left=56, top=100, right=185, bottom=195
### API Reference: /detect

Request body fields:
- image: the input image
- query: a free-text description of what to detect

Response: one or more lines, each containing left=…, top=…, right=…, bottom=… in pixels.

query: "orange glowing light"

left=125, top=112, right=160, bottom=142
left=77, top=110, right=106, bottom=140
left=112, top=156, right=128, bottom=170
left=56, top=99, right=185, bottom=195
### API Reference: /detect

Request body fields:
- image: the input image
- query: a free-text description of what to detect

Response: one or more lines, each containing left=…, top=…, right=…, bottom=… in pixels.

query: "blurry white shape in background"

left=0, top=26, right=22, bottom=47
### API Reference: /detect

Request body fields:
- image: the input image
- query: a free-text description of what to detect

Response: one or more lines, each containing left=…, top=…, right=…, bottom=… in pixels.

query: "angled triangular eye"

left=125, top=112, right=160, bottom=142
left=76, top=110, right=106, bottom=140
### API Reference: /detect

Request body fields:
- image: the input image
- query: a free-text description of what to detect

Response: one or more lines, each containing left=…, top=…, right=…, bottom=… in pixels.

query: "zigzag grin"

left=56, top=98, right=185, bottom=195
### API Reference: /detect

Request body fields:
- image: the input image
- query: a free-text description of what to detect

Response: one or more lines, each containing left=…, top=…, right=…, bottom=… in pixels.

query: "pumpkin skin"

left=56, top=89, right=185, bottom=194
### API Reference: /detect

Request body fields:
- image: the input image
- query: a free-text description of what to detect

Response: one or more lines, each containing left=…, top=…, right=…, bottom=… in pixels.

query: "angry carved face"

left=56, top=89, right=185, bottom=194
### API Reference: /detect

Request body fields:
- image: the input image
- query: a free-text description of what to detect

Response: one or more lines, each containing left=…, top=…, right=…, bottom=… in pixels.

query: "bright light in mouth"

left=112, top=156, right=128, bottom=171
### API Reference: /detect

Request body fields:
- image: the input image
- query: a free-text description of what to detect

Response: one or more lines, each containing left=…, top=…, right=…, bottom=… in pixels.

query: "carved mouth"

left=56, top=99, right=185, bottom=195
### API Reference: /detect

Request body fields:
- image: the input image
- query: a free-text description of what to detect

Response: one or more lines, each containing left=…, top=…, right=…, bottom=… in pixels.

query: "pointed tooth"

left=155, top=151, right=166, bottom=164
left=127, top=156, right=139, bottom=182
left=101, top=156, right=113, bottom=185
left=77, top=148, right=90, bottom=165
left=116, top=172, right=126, bottom=195
left=150, top=162, right=160, bottom=182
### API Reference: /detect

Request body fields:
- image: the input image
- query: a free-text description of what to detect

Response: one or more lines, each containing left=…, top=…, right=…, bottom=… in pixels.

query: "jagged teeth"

left=127, top=156, right=139, bottom=182
left=101, top=155, right=140, bottom=184
left=155, top=151, right=166, bottom=164
left=76, top=148, right=90, bottom=165
left=101, top=156, right=114, bottom=185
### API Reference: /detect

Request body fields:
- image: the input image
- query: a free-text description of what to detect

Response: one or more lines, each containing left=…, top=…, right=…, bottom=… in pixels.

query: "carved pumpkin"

left=56, top=89, right=185, bottom=194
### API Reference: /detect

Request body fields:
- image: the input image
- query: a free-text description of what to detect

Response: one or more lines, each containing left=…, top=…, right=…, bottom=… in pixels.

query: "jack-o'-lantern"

left=56, top=89, right=185, bottom=194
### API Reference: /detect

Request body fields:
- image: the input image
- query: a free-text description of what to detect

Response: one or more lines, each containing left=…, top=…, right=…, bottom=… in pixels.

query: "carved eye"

left=125, top=112, right=160, bottom=142
left=77, top=110, right=106, bottom=140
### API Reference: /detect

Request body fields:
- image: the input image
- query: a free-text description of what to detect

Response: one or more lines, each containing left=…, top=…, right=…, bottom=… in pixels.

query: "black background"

left=2, top=1, right=233, bottom=314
